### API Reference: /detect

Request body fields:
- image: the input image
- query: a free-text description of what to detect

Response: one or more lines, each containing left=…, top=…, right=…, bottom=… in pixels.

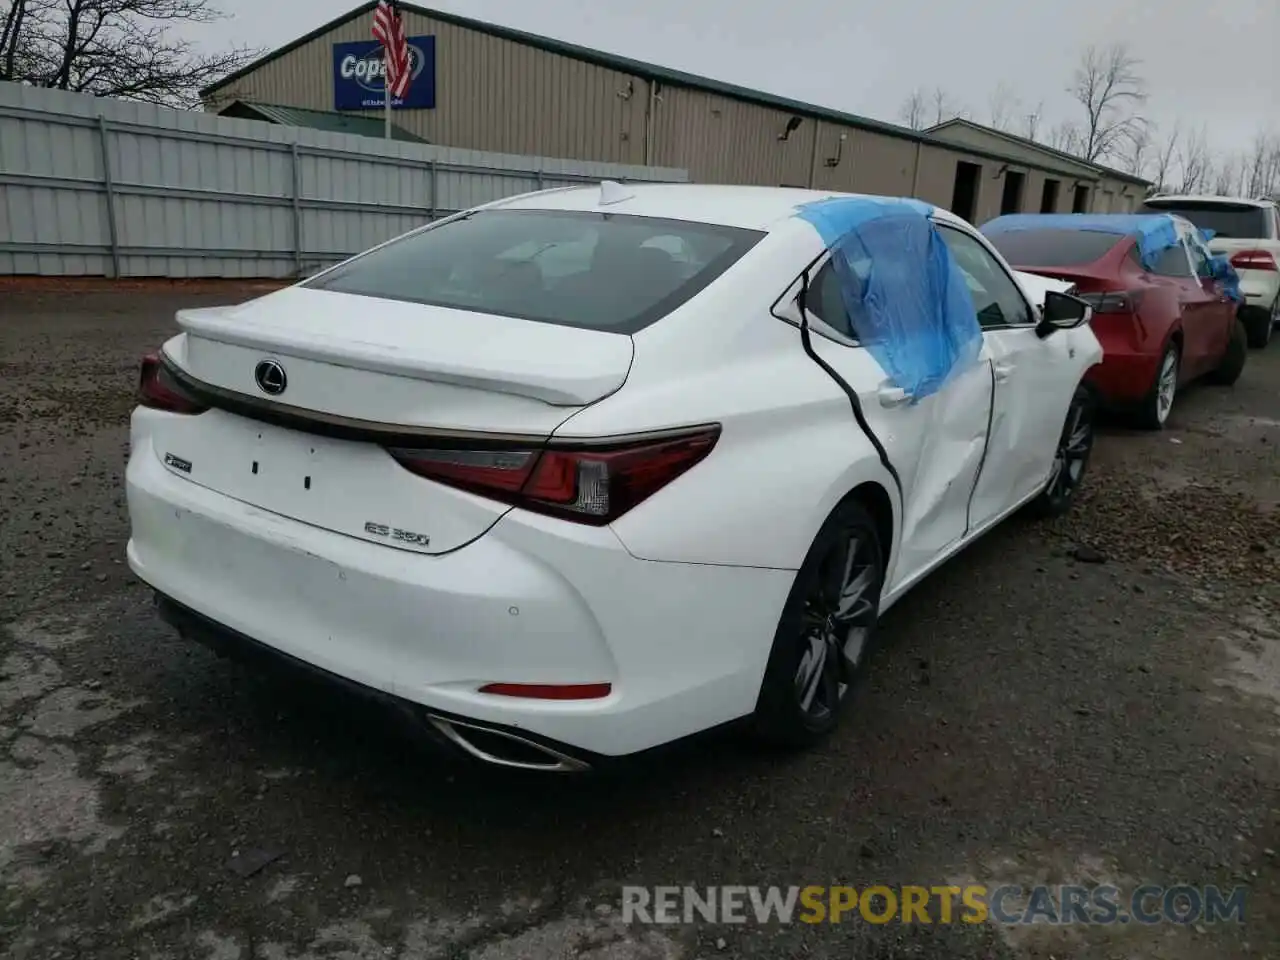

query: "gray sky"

left=201, top=0, right=1279, bottom=159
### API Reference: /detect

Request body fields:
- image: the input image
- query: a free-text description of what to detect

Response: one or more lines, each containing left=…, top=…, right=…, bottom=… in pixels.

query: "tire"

left=1029, top=382, right=1096, bottom=518
left=1135, top=340, right=1180, bottom=431
left=1242, top=303, right=1274, bottom=349
left=752, top=499, right=884, bottom=749
left=1206, top=318, right=1248, bottom=386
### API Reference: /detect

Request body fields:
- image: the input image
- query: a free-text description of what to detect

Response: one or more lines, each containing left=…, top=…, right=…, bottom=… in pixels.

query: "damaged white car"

left=125, top=184, right=1102, bottom=772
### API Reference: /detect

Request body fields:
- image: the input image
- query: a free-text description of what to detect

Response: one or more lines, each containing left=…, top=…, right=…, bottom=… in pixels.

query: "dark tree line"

left=0, top=0, right=260, bottom=107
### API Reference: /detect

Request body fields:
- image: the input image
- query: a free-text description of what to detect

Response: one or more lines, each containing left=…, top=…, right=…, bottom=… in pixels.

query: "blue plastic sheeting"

left=981, top=213, right=1181, bottom=272
left=794, top=197, right=982, bottom=401
left=1200, top=227, right=1218, bottom=243
left=1211, top=255, right=1245, bottom=304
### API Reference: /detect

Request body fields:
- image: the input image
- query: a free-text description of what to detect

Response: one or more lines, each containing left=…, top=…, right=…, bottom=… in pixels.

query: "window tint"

left=983, top=228, right=1123, bottom=267
left=804, top=259, right=858, bottom=339
left=937, top=226, right=1032, bottom=328
left=306, top=210, right=764, bottom=334
left=1150, top=242, right=1193, bottom=278
left=1139, top=201, right=1268, bottom=239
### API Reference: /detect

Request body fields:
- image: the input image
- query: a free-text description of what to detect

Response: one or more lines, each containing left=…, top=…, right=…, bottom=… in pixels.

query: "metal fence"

left=0, top=83, right=688, bottom=278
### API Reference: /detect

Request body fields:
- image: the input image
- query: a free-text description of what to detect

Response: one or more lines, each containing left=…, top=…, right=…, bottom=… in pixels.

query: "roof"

left=199, top=2, right=1146, bottom=184
left=1144, top=194, right=1278, bottom=209
left=487, top=182, right=973, bottom=233
left=217, top=100, right=429, bottom=142
left=925, top=118, right=1150, bottom=187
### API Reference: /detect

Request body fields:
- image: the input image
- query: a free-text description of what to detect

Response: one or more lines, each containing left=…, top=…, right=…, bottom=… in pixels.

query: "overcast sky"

left=199, top=0, right=1279, bottom=158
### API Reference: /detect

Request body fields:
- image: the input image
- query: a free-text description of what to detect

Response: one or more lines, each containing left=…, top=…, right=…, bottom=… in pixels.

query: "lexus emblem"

left=254, top=359, right=287, bottom=396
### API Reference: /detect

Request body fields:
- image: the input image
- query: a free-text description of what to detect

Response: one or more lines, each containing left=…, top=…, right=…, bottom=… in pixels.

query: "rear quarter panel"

left=554, top=224, right=903, bottom=572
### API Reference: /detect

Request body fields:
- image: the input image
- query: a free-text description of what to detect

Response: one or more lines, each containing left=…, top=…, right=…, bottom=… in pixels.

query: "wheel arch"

left=835, top=480, right=895, bottom=573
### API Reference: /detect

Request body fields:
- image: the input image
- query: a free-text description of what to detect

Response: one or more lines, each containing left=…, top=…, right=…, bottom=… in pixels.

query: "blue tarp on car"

left=981, top=213, right=1182, bottom=273
left=794, top=197, right=982, bottom=401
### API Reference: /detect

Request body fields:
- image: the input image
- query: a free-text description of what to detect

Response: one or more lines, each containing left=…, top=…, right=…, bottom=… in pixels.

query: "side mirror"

left=1035, top=290, right=1093, bottom=338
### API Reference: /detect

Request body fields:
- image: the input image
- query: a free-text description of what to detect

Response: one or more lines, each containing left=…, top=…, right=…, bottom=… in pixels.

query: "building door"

left=951, top=162, right=981, bottom=222
left=1000, top=171, right=1026, bottom=215
left=1040, top=179, right=1060, bottom=213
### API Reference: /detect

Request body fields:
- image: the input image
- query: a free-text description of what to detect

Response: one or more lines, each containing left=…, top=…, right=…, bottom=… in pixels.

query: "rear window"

left=1138, top=201, right=1268, bottom=239
left=304, top=209, right=764, bottom=334
left=982, top=229, right=1126, bottom=266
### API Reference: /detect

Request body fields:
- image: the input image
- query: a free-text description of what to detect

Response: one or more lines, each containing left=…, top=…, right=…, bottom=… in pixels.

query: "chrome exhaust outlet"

left=425, top=715, right=591, bottom=773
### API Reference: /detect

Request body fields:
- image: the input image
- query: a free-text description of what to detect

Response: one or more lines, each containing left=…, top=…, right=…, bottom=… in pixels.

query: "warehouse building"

left=200, top=1, right=1150, bottom=221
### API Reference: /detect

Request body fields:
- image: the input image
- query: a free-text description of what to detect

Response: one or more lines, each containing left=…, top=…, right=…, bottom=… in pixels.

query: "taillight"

left=138, top=353, right=208, bottom=415
left=1076, top=290, right=1143, bottom=314
left=387, top=425, right=720, bottom=525
left=1229, top=249, right=1278, bottom=272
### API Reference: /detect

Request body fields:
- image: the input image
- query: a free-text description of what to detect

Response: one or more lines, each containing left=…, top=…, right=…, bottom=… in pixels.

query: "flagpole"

left=384, top=50, right=392, bottom=140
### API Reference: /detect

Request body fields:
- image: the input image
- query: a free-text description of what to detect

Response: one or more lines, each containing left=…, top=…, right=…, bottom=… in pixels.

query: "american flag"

left=372, top=0, right=412, bottom=101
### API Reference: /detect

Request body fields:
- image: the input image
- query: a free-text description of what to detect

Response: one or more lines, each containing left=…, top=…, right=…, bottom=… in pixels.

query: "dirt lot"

left=2, top=282, right=1279, bottom=960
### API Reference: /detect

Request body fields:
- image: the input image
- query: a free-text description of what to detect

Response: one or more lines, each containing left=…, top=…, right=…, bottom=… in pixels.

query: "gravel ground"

left=1, top=283, right=1279, bottom=960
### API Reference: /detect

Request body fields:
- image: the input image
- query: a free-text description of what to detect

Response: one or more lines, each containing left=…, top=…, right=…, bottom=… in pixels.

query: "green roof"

left=217, top=100, right=429, bottom=143
left=202, top=1, right=1149, bottom=187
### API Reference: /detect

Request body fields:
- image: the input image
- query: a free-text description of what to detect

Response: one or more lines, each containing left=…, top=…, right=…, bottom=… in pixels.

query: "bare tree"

left=899, top=85, right=966, bottom=129
left=987, top=81, right=1018, bottom=132
left=898, top=88, right=927, bottom=130
left=1067, top=42, right=1149, bottom=162
left=1242, top=132, right=1280, bottom=198
left=1046, top=120, right=1083, bottom=156
left=1021, top=101, right=1045, bottom=143
left=929, top=86, right=966, bottom=126
left=1175, top=125, right=1212, bottom=193
left=1121, top=125, right=1152, bottom=178
left=1149, top=123, right=1180, bottom=195
left=0, top=0, right=262, bottom=107
left=1212, top=156, right=1242, bottom=197
left=0, top=0, right=48, bottom=80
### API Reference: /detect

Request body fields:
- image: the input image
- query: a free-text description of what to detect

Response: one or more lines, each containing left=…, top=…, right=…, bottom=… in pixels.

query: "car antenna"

left=598, top=180, right=634, bottom=206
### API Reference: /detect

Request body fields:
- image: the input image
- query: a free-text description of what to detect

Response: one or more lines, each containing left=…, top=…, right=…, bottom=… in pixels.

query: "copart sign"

left=332, top=35, right=436, bottom=110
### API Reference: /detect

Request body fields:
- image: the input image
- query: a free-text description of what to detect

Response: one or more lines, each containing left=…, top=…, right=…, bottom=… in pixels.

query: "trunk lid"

left=151, top=286, right=634, bottom=555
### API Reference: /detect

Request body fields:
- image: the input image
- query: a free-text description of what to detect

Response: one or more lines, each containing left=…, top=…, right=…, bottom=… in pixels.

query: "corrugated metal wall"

left=0, top=83, right=687, bottom=278
left=206, top=10, right=650, bottom=165
left=202, top=9, right=1145, bottom=219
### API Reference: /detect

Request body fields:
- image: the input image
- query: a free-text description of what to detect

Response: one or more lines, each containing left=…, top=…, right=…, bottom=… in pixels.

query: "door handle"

left=993, top=362, right=1014, bottom=382
left=877, top=385, right=910, bottom=408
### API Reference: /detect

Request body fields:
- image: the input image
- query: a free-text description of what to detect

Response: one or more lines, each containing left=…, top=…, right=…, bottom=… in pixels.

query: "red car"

left=981, top=213, right=1247, bottom=429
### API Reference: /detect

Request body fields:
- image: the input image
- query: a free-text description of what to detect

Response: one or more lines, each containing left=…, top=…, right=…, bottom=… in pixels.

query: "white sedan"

left=125, top=183, right=1101, bottom=773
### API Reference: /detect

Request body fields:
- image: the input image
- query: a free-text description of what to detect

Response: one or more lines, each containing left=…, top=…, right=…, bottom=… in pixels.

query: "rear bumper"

left=126, top=423, right=793, bottom=760
left=1236, top=270, right=1280, bottom=312
left=1082, top=341, right=1160, bottom=405
left=153, top=592, right=602, bottom=771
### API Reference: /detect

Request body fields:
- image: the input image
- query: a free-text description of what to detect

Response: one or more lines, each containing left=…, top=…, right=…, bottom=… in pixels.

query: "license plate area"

left=242, top=428, right=325, bottom=497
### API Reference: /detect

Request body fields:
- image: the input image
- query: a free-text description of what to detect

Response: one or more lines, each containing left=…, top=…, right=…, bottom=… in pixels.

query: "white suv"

left=1140, top=194, right=1280, bottom=348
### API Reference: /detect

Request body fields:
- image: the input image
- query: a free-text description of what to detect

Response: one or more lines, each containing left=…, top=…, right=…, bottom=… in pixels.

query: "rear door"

left=1150, top=229, right=1218, bottom=379
left=781, top=256, right=994, bottom=590
left=937, top=225, right=1078, bottom=527
left=1182, top=223, right=1235, bottom=360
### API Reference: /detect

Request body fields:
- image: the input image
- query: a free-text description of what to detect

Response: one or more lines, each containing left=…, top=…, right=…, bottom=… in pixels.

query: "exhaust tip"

left=425, top=715, right=591, bottom=773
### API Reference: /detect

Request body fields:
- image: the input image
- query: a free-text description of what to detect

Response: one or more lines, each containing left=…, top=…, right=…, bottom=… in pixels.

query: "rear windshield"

left=1138, top=201, right=1267, bottom=239
left=305, top=209, right=764, bottom=334
left=982, top=229, right=1125, bottom=266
